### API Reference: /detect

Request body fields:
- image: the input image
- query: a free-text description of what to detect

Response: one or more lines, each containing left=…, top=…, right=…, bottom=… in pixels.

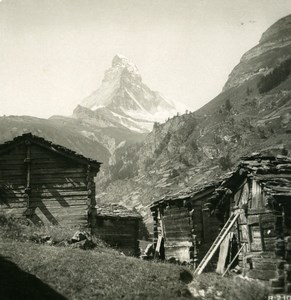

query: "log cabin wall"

left=210, top=155, right=291, bottom=281
left=229, top=179, right=280, bottom=280
left=162, top=205, right=192, bottom=262
left=0, top=143, right=27, bottom=218
left=0, top=134, right=101, bottom=227
left=90, top=204, right=141, bottom=256
left=150, top=183, right=220, bottom=263
left=92, top=217, right=140, bottom=256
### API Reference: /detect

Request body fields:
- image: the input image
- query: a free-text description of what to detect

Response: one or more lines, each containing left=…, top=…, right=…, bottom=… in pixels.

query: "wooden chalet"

left=202, top=154, right=291, bottom=289
left=90, top=203, right=141, bottom=256
left=149, top=182, right=221, bottom=264
left=0, top=133, right=101, bottom=226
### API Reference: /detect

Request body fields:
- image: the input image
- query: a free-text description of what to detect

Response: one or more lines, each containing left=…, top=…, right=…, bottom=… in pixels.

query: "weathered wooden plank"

left=31, top=182, right=86, bottom=188
left=163, top=216, right=190, bottom=223
left=29, top=177, right=85, bottom=184
left=30, top=152, right=69, bottom=160
left=264, top=238, right=276, bottom=251
left=216, top=233, right=231, bottom=274
left=163, top=222, right=191, bottom=230
left=0, top=207, right=27, bottom=214
left=31, top=190, right=88, bottom=197
left=0, top=194, right=26, bottom=201
left=260, top=214, right=276, bottom=222
left=28, top=202, right=87, bottom=208
left=0, top=210, right=26, bottom=218
left=248, top=208, right=272, bottom=214
left=253, top=231, right=261, bottom=238
left=164, top=245, right=191, bottom=262
left=92, top=232, right=136, bottom=237
left=0, top=164, right=26, bottom=170
left=32, top=165, right=81, bottom=171
left=246, top=269, right=277, bottom=280
left=251, top=239, right=263, bottom=251
left=0, top=178, right=26, bottom=185
left=165, top=235, right=191, bottom=241
left=0, top=186, right=26, bottom=192
left=93, top=226, right=137, bottom=233
left=0, top=170, right=26, bottom=176
left=31, top=173, right=86, bottom=179
left=251, top=180, right=263, bottom=209
left=0, top=160, right=26, bottom=165
left=163, top=212, right=190, bottom=220
left=31, top=157, right=75, bottom=163
left=164, top=206, right=188, bottom=212
left=0, top=155, right=25, bottom=161
left=31, top=168, right=86, bottom=175
left=248, top=215, right=259, bottom=224
left=31, top=186, right=87, bottom=193
left=0, top=202, right=27, bottom=209
left=29, top=196, right=88, bottom=203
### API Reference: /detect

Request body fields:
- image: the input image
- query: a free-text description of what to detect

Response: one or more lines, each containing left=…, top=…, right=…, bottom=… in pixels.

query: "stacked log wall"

left=163, top=206, right=192, bottom=262
left=92, top=217, right=139, bottom=256
left=232, top=180, right=281, bottom=279
left=0, top=144, right=27, bottom=217
left=0, top=143, right=92, bottom=227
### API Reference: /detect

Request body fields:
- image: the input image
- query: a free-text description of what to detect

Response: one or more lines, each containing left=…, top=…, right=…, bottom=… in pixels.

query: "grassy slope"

left=0, top=239, right=193, bottom=300
left=0, top=215, right=192, bottom=299
left=0, top=215, right=270, bottom=300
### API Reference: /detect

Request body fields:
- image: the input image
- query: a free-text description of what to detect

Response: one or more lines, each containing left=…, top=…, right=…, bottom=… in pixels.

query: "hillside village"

left=1, top=9, right=291, bottom=300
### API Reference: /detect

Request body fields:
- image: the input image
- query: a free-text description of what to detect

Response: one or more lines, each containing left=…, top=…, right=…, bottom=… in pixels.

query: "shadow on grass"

left=0, top=255, right=67, bottom=300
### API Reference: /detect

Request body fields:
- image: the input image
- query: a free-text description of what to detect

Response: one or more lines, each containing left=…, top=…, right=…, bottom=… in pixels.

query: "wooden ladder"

left=194, top=212, right=239, bottom=275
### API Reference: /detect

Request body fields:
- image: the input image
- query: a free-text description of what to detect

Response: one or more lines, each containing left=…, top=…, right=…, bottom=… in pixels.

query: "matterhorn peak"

left=112, top=54, right=129, bottom=66
left=78, top=54, right=179, bottom=132
left=111, top=54, right=140, bottom=76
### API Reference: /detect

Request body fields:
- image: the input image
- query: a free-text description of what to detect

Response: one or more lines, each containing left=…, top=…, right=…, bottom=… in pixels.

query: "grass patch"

left=0, top=239, right=193, bottom=299
left=0, top=213, right=108, bottom=247
left=189, top=272, right=269, bottom=300
left=0, top=213, right=77, bottom=241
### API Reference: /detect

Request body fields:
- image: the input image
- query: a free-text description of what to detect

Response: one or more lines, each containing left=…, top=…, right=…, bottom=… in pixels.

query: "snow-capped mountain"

left=75, top=54, right=181, bottom=133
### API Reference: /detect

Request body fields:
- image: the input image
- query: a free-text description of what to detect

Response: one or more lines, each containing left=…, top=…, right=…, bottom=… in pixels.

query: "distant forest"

left=258, top=58, right=291, bottom=93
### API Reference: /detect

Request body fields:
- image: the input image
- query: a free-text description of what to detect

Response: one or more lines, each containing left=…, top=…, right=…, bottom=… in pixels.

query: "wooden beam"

left=24, top=140, right=31, bottom=210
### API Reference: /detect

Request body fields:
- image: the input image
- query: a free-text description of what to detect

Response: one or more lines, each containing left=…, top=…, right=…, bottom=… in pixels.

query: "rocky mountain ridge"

left=77, top=54, right=180, bottom=133
left=0, top=55, right=182, bottom=165
left=223, top=14, right=291, bottom=92
left=98, top=14, right=291, bottom=225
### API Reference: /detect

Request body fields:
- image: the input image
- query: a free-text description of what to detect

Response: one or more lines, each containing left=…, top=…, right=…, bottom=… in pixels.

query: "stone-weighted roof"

left=96, top=203, right=141, bottom=219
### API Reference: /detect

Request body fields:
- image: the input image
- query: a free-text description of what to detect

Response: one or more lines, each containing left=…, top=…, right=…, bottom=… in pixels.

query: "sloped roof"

left=96, top=203, right=142, bottom=219
left=150, top=181, right=219, bottom=209
left=206, top=154, right=291, bottom=211
left=0, top=133, right=101, bottom=170
left=239, top=154, right=291, bottom=198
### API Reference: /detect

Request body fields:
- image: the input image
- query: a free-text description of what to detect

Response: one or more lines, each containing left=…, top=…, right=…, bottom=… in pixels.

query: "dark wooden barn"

left=202, top=154, right=291, bottom=292
left=149, top=182, right=221, bottom=264
left=90, top=203, right=141, bottom=256
left=0, top=133, right=101, bottom=227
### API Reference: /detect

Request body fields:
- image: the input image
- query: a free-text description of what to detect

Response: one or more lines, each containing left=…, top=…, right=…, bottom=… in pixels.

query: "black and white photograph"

left=1, top=0, right=291, bottom=299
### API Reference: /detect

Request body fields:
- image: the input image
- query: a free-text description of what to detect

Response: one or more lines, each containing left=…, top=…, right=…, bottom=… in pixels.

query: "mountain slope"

left=77, top=54, right=180, bottom=133
left=0, top=115, right=146, bottom=166
left=99, top=14, right=291, bottom=224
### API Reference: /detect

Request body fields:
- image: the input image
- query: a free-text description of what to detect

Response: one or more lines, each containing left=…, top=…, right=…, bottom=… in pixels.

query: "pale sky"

left=0, top=0, right=291, bottom=118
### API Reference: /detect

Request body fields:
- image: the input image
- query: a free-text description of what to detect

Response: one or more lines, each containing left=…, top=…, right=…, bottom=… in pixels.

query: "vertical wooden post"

left=24, top=140, right=32, bottom=215
left=86, top=164, right=96, bottom=228
left=236, top=217, right=241, bottom=246
left=192, top=229, right=198, bottom=270
left=259, top=214, right=265, bottom=251
left=151, top=209, right=158, bottom=249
